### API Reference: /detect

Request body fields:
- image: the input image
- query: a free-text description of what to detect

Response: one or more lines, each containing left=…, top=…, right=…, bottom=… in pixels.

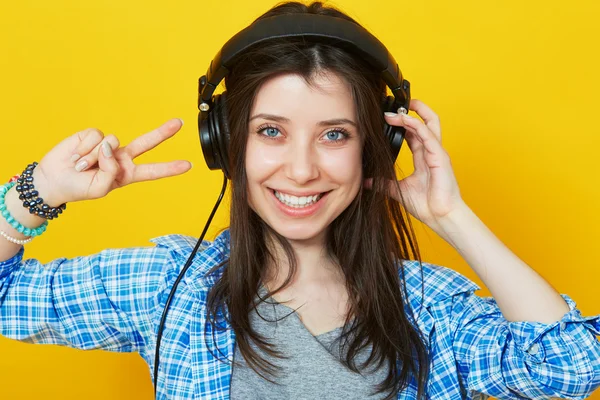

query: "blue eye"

left=325, top=131, right=343, bottom=141
left=264, top=127, right=280, bottom=137
left=256, top=126, right=282, bottom=139
left=323, top=129, right=350, bottom=143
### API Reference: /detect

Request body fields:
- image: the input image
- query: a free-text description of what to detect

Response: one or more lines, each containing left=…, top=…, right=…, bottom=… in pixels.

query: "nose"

left=284, top=139, right=319, bottom=185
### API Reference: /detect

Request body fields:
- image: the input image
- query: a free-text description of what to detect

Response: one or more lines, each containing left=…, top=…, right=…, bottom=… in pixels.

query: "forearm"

left=431, top=202, right=570, bottom=323
left=0, top=185, right=46, bottom=262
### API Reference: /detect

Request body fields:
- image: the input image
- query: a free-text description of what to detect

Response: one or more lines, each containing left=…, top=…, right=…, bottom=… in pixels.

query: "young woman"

left=1, top=2, right=599, bottom=399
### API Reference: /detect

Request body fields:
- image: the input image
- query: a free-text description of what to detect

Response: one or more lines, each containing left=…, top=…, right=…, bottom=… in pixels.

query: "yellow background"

left=0, top=0, right=598, bottom=398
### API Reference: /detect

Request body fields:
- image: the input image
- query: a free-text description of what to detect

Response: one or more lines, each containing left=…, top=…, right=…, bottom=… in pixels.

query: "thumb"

left=92, top=140, right=120, bottom=197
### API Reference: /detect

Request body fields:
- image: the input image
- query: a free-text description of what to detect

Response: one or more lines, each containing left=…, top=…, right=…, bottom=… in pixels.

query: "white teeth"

left=274, top=190, right=323, bottom=208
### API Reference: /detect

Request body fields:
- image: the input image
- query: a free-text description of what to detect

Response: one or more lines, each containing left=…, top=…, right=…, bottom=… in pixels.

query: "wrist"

left=5, top=185, right=47, bottom=230
left=429, top=201, right=473, bottom=241
left=31, top=167, right=64, bottom=207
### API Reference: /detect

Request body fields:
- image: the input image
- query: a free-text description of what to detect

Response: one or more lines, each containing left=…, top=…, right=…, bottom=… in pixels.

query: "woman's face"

left=245, top=71, right=362, bottom=243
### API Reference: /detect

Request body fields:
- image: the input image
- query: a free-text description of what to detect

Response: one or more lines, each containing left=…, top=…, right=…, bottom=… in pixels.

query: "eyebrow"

left=249, top=113, right=357, bottom=127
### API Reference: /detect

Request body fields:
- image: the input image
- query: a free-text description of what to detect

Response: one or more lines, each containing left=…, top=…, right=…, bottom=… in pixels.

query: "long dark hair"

left=205, top=2, right=429, bottom=399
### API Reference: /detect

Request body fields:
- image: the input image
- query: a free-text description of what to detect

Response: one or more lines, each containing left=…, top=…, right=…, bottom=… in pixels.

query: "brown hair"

left=205, top=2, right=429, bottom=399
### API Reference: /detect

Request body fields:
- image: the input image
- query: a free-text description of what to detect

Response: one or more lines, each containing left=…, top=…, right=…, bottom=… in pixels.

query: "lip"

left=268, top=188, right=330, bottom=218
left=270, top=188, right=326, bottom=197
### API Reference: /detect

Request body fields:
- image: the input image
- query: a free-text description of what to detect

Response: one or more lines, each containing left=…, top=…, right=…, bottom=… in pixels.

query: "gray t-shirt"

left=230, top=285, right=395, bottom=399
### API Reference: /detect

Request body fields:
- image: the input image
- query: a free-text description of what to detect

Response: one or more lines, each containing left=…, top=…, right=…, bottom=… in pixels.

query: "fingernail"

left=102, top=141, right=113, bottom=158
left=70, top=154, right=81, bottom=163
left=75, top=159, right=88, bottom=172
left=384, top=112, right=398, bottom=117
left=178, top=118, right=184, bottom=126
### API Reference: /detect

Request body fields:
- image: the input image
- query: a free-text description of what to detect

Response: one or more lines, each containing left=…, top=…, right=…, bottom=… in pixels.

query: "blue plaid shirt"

left=1, top=229, right=599, bottom=399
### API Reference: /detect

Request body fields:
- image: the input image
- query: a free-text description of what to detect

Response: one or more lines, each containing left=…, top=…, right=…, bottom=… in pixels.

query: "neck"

left=263, top=230, right=344, bottom=290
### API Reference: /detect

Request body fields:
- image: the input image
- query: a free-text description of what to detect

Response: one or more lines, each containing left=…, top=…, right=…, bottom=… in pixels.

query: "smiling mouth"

left=270, top=189, right=331, bottom=208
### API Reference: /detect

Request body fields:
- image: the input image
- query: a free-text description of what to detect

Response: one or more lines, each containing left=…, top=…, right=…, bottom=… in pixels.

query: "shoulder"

left=147, top=229, right=231, bottom=290
left=149, top=229, right=230, bottom=258
left=398, top=259, right=481, bottom=309
left=149, top=233, right=206, bottom=253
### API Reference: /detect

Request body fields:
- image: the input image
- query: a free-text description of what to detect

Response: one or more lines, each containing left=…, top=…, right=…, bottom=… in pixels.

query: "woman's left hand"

left=365, top=99, right=466, bottom=229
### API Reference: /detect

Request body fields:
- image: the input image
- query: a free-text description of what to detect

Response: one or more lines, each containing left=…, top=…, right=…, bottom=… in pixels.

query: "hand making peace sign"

left=33, top=118, right=192, bottom=206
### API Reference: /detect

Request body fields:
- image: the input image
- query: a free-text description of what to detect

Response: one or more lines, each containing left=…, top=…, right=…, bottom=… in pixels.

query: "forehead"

left=250, top=72, right=356, bottom=120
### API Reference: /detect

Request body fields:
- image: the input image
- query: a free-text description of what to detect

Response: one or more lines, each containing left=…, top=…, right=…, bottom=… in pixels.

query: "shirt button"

left=528, top=343, right=540, bottom=355
left=560, top=322, right=567, bottom=330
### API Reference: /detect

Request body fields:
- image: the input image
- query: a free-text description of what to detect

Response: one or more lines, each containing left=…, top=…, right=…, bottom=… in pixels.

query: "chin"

left=266, top=220, right=328, bottom=243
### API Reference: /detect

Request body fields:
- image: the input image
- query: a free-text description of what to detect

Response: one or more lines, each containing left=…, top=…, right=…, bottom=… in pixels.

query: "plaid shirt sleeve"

left=0, top=242, right=177, bottom=354
left=450, top=290, right=600, bottom=399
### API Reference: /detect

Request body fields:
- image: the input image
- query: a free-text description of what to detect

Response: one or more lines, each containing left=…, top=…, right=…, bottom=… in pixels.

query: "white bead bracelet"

left=0, top=229, right=34, bottom=245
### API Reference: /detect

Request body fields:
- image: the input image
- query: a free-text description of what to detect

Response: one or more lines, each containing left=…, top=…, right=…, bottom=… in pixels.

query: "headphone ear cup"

left=214, top=92, right=231, bottom=179
left=198, top=92, right=232, bottom=179
left=381, top=95, right=405, bottom=161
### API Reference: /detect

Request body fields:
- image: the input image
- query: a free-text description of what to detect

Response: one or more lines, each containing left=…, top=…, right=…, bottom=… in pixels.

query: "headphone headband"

left=197, top=12, right=411, bottom=178
left=198, top=14, right=410, bottom=113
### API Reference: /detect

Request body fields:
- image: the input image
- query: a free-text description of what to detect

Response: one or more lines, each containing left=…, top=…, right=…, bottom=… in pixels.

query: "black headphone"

left=197, top=13, right=411, bottom=179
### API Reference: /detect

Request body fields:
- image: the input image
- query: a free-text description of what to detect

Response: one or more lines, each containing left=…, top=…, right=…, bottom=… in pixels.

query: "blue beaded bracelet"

left=0, top=181, right=48, bottom=237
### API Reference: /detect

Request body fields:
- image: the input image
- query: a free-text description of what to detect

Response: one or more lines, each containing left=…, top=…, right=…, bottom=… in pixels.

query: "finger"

left=385, top=111, right=427, bottom=157
left=74, top=135, right=120, bottom=172
left=396, top=115, right=449, bottom=169
left=131, top=160, right=192, bottom=183
left=404, top=128, right=423, bottom=153
left=406, top=99, right=442, bottom=142
left=89, top=140, right=121, bottom=199
left=404, top=130, right=428, bottom=174
left=124, top=118, right=184, bottom=159
left=386, top=113, right=441, bottom=155
left=70, top=128, right=105, bottom=163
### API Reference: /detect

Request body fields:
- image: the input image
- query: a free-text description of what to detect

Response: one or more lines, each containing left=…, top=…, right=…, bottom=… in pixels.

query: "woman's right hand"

left=32, top=118, right=192, bottom=206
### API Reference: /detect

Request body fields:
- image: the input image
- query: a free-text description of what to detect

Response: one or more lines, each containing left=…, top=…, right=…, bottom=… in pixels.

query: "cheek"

left=245, top=139, right=285, bottom=181
left=320, top=147, right=363, bottom=185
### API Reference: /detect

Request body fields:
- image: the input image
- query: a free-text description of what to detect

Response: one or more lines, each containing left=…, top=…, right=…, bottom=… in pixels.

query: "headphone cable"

left=153, top=172, right=228, bottom=397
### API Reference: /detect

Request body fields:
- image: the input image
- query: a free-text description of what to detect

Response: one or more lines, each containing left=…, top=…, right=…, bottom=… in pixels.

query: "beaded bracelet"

left=15, top=162, right=67, bottom=220
left=0, top=229, right=34, bottom=245
left=0, top=181, right=48, bottom=237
